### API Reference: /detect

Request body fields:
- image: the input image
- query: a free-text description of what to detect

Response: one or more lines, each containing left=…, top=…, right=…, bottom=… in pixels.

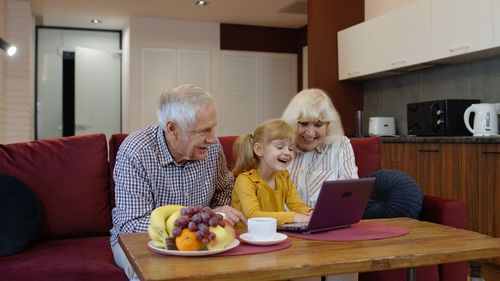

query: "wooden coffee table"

left=119, top=217, right=500, bottom=281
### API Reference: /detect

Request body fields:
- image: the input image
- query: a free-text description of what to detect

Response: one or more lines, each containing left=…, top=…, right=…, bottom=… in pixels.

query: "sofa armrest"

left=419, top=195, right=468, bottom=229
left=420, top=195, right=468, bottom=281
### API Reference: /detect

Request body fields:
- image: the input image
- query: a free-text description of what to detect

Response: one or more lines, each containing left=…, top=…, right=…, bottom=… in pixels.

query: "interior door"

left=75, top=47, right=121, bottom=136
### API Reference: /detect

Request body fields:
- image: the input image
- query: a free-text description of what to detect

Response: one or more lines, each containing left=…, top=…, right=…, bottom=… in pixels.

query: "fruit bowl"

left=147, top=239, right=240, bottom=256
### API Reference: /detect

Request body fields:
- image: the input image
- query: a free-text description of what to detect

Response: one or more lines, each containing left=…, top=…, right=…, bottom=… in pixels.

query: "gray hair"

left=281, top=88, right=344, bottom=144
left=157, top=84, right=214, bottom=133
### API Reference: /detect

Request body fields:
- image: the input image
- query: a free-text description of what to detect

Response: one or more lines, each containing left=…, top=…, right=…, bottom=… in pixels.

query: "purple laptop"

left=278, top=177, right=375, bottom=234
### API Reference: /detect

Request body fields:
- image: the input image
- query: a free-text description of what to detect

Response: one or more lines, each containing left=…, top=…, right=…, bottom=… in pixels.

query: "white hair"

left=281, top=88, right=344, bottom=144
left=157, top=84, right=214, bottom=133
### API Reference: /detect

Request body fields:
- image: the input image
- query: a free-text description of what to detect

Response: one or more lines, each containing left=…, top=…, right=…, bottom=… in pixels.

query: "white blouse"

left=288, top=135, right=358, bottom=208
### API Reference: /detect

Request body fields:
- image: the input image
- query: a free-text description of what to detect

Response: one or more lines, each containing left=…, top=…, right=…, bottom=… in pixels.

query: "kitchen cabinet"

left=370, top=0, right=432, bottom=72
left=478, top=144, right=500, bottom=265
left=431, top=0, right=492, bottom=59
left=493, top=0, right=500, bottom=46
left=337, top=0, right=499, bottom=81
left=337, top=23, right=372, bottom=80
left=381, top=141, right=499, bottom=268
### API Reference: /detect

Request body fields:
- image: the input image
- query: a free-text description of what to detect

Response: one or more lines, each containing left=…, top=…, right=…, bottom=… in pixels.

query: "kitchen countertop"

left=377, top=135, right=500, bottom=144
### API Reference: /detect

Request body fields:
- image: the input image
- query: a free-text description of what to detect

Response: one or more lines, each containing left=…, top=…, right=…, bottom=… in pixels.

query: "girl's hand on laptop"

left=293, top=212, right=311, bottom=222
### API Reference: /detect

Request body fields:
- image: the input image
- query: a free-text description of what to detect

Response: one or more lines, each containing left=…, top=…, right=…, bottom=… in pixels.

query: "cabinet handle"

left=417, top=149, right=439, bottom=153
left=482, top=151, right=500, bottom=155
left=449, top=45, right=470, bottom=53
left=391, top=60, right=407, bottom=67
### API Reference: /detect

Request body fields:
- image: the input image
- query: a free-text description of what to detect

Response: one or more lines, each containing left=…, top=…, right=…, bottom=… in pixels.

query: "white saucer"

left=239, top=232, right=288, bottom=245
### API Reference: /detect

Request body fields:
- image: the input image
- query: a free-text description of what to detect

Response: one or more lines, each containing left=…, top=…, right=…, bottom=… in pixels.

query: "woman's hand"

left=213, top=206, right=247, bottom=225
left=293, top=211, right=311, bottom=223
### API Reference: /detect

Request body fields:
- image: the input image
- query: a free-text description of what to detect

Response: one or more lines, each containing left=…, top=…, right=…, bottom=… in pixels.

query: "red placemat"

left=215, top=235, right=292, bottom=256
left=283, top=221, right=409, bottom=241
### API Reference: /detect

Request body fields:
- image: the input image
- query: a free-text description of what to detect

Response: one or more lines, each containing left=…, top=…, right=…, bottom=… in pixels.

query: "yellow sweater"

left=232, top=169, right=312, bottom=226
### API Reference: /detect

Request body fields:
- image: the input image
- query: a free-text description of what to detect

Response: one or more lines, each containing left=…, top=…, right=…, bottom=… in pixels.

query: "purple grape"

left=208, top=232, right=216, bottom=240
left=180, top=208, right=188, bottom=216
left=202, top=206, right=211, bottom=212
left=175, top=216, right=188, bottom=227
left=198, top=223, right=209, bottom=234
left=188, top=221, right=197, bottom=231
left=193, top=205, right=202, bottom=214
left=195, top=231, right=204, bottom=240
left=218, top=220, right=225, bottom=227
left=215, top=214, right=223, bottom=220
left=172, top=227, right=182, bottom=237
left=191, top=213, right=202, bottom=224
left=208, top=217, right=219, bottom=227
left=185, top=207, right=194, bottom=216
left=201, top=212, right=210, bottom=222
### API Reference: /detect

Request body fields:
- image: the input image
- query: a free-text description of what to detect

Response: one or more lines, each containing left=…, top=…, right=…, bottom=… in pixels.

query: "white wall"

left=3, top=0, right=35, bottom=144
left=365, top=0, right=419, bottom=20
left=126, top=17, right=220, bottom=133
left=0, top=0, right=5, bottom=143
left=121, top=24, right=130, bottom=133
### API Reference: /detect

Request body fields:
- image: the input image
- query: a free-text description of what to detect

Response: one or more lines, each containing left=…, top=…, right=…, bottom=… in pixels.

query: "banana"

left=149, top=204, right=184, bottom=241
left=148, top=224, right=167, bottom=248
left=165, top=210, right=182, bottom=237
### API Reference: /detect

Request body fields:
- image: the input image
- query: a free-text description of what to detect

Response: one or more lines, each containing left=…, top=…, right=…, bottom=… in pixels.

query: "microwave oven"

left=407, top=99, right=480, bottom=136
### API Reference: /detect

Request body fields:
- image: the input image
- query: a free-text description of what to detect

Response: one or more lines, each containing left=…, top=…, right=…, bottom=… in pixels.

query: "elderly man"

left=110, top=84, right=245, bottom=279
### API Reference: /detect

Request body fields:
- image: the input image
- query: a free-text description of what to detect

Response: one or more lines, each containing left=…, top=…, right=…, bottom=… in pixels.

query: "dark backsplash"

left=363, top=55, right=500, bottom=135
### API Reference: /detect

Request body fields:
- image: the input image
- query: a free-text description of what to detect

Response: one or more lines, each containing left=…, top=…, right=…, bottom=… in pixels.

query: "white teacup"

left=247, top=217, right=277, bottom=241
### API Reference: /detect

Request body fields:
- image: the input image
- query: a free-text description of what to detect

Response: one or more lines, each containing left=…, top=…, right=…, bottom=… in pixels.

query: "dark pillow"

left=0, top=173, right=41, bottom=256
left=363, top=169, right=423, bottom=219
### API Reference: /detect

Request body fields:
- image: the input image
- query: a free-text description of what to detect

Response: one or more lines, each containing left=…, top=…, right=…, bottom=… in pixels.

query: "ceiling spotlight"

left=0, top=37, right=17, bottom=56
left=195, top=0, right=209, bottom=6
left=90, top=19, right=103, bottom=24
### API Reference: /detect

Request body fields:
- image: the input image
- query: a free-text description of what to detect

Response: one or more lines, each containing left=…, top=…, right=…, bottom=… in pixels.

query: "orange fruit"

left=175, top=228, right=202, bottom=251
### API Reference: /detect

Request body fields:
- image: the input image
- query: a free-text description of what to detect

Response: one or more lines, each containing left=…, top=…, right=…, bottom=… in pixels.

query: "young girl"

left=231, top=119, right=312, bottom=226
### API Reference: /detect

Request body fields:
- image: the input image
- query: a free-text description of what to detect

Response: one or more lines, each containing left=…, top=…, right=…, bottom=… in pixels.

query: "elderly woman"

left=281, top=88, right=358, bottom=281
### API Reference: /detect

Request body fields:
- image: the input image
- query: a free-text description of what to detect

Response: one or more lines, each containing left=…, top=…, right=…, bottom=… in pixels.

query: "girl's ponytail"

left=232, top=133, right=257, bottom=176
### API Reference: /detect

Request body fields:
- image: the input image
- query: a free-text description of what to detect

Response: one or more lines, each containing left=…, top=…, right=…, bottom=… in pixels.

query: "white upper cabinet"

left=431, top=0, right=492, bottom=59
left=337, top=0, right=499, bottom=80
left=493, top=0, right=500, bottom=46
left=338, top=23, right=373, bottom=80
left=371, top=0, right=432, bottom=72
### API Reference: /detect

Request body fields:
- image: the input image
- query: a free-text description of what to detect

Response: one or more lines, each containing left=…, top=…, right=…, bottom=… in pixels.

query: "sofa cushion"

left=350, top=137, right=381, bottom=177
left=0, top=173, right=41, bottom=256
left=0, top=134, right=112, bottom=239
left=108, top=134, right=129, bottom=208
left=0, top=236, right=127, bottom=281
left=363, top=169, right=423, bottom=219
left=218, top=135, right=238, bottom=171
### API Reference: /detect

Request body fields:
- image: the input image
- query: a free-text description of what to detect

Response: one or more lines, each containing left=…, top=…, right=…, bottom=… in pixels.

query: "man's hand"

left=213, top=206, right=247, bottom=225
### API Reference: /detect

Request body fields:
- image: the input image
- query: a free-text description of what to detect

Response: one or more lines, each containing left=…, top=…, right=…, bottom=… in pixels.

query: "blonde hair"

left=232, top=119, right=295, bottom=176
left=281, top=88, right=344, bottom=144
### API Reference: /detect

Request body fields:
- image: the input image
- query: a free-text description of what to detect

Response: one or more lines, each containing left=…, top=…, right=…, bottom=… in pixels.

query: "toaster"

left=368, top=117, right=396, bottom=136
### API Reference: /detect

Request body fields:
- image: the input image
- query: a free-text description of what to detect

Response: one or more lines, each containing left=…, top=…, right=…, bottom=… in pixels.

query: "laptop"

left=278, top=177, right=375, bottom=234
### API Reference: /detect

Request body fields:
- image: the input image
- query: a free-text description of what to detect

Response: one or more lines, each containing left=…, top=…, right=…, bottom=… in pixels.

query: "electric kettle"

left=463, top=103, right=500, bottom=136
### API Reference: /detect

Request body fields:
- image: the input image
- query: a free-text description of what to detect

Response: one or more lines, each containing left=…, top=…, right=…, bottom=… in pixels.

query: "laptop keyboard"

left=278, top=222, right=308, bottom=231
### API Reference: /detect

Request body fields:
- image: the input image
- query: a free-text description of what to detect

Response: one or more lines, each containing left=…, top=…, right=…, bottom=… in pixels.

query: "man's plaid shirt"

left=110, top=124, right=234, bottom=246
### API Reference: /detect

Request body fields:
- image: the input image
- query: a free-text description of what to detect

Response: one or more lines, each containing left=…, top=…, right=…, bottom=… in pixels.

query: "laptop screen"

left=280, top=177, right=375, bottom=233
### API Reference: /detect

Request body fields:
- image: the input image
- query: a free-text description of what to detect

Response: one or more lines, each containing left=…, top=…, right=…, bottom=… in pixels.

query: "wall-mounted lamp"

left=0, top=37, right=17, bottom=56
left=195, top=0, right=209, bottom=6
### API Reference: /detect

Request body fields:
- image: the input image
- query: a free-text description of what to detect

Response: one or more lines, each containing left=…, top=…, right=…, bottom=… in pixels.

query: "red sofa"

left=0, top=134, right=127, bottom=281
left=0, top=133, right=467, bottom=281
